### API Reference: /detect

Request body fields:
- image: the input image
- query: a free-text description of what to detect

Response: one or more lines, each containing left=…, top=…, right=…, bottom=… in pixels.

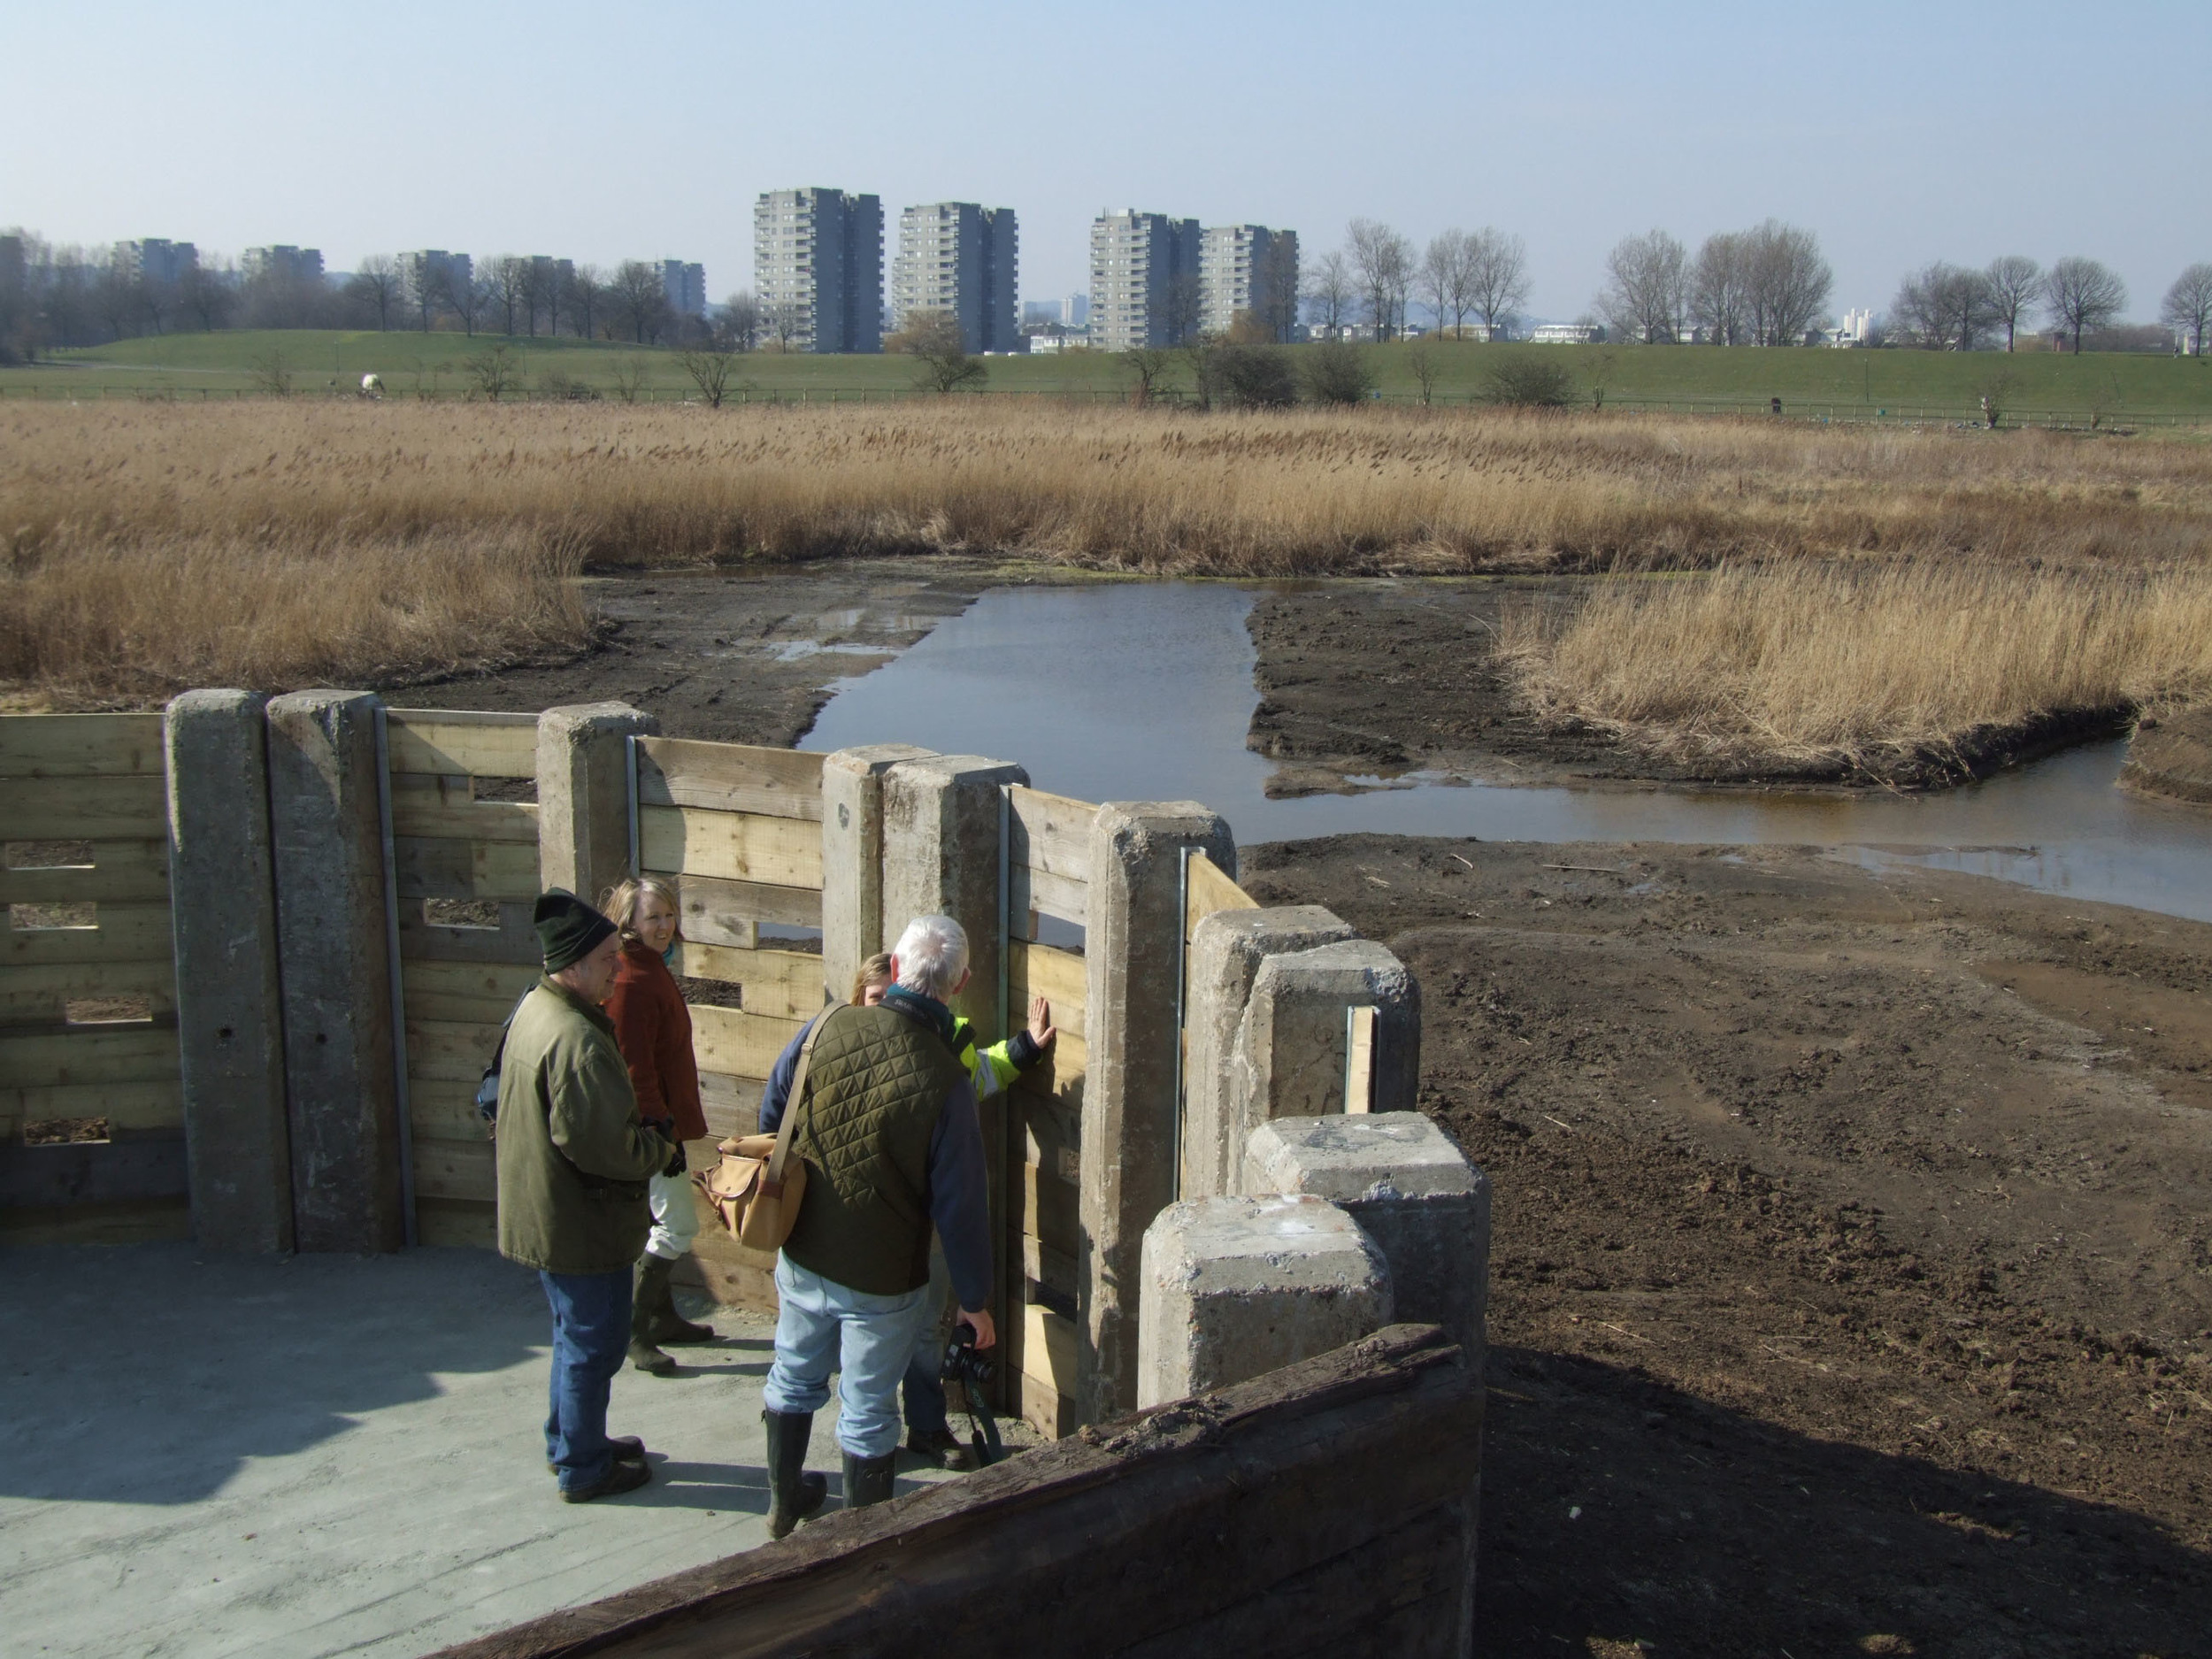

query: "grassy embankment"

left=7, top=329, right=2211, bottom=424
left=3, top=399, right=2208, bottom=780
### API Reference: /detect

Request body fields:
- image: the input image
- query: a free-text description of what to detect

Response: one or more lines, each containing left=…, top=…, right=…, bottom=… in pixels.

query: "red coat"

left=604, top=940, right=706, bottom=1142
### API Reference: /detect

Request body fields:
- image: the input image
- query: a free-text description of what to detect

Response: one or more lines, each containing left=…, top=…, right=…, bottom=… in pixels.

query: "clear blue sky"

left=4, top=0, right=2202, bottom=321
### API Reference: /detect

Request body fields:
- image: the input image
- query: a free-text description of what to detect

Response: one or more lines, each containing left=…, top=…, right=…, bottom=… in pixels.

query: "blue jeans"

left=763, top=1256, right=930, bottom=1459
left=902, top=1236, right=954, bottom=1436
left=540, top=1268, right=632, bottom=1492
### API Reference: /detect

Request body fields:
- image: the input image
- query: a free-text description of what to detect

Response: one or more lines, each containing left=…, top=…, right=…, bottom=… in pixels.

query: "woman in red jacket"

left=603, top=877, right=715, bottom=1375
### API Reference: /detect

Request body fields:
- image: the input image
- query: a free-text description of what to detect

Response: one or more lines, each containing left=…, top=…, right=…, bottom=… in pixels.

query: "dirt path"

left=1242, top=834, right=2212, bottom=1655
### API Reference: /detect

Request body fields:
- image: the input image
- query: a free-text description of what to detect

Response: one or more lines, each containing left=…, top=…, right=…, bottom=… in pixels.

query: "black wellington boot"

left=842, top=1448, right=899, bottom=1510
left=764, top=1409, right=828, bottom=1540
left=627, top=1256, right=677, bottom=1375
left=640, top=1253, right=715, bottom=1345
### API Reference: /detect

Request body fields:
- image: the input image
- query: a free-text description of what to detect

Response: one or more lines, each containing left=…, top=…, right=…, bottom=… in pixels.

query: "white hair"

left=891, top=914, right=969, bottom=1001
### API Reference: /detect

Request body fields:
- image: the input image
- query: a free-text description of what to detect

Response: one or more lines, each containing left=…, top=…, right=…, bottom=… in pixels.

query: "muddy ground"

left=1243, top=835, right=2212, bottom=1658
left=1247, top=580, right=2131, bottom=794
left=421, top=567, right=2211, bottom=1652
left=397, top=559, right=987, bottom=744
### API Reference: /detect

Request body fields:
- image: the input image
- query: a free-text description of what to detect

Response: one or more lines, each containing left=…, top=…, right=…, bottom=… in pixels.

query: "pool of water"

left=799, top=582, right=2212, bottom=923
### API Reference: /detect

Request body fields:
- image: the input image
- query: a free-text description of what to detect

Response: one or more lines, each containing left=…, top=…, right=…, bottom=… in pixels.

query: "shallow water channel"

left=799, top=582, right=2212, bottom=924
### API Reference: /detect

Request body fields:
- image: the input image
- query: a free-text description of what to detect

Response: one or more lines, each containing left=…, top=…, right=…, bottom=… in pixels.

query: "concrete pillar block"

left=1079, top=801, right=1234, bottom=1423
left=537, top=703, right=657, bottom=909
left=1240, top=1112, right=1490, bottom=1366
left=879, top=755, right=1026, bottom=1038
left=165, top=690, right=293, bottom=1254
left=1181, top=905, right=1356, bottom=1202
left=1136, top=1193, right=1394, bottom=1409
left=821, top=743, right=936, bottom=1005
left=1231, top=939, right=1422, bottom=1146
left=265, top=690, right=403, bottom=1254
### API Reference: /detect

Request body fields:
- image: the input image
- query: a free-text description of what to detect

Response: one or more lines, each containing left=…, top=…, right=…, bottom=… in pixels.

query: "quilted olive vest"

left=780, top=1003, right=968, bottom=1295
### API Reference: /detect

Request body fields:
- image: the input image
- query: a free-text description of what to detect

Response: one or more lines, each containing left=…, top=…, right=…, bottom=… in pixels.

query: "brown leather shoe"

left=559, top=1456, right=651, bottom=1503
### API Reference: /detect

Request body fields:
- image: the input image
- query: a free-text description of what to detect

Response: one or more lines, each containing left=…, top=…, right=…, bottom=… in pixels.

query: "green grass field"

left=5, top=328, right=2208, bottom=424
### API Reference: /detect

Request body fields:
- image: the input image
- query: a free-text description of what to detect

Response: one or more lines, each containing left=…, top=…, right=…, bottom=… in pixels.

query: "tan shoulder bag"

left=695, top=1004, right=840, bottom=1251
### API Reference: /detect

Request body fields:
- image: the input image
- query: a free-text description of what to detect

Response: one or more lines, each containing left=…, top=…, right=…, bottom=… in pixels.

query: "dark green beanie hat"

left=534, top=888, right=617, bottom=972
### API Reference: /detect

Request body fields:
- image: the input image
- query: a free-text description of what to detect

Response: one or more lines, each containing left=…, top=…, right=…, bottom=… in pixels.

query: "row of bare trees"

left=1594, top=223, right=1834, bottom=346
left=1305, top=221, right=1530, bottom=341
left=1890, top=257, right=2212, bottom=355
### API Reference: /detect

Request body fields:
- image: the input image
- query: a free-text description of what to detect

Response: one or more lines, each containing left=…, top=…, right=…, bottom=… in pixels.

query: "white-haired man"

left=754, top=914, right=997, bottom=1537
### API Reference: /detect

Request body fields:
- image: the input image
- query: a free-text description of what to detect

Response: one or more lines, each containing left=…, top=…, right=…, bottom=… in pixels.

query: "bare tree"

left=465, top=343, right=522, bottom=401
left=1891, top=262, right=1998, bottom=350
left=1690, top=232, right=1748, bottom=344
left=1347, top=219, right=1413, bottom=340
left=181, top=261, right=234, bottom=332
left=762, top=296, right=806, bottom=352
left=432, top=264, right=486, bottom=335
left=1121, top=346, right=1173, bottom=405
left=1417, top=228, right=1472, bottom=336
left=1161, top=271, right=1205, bottom=346
left=2044, top=257, right=2126, bottom=354
left=1596, top=228, right=1688, bottom=343
left=610, top=354, right=649, bottom=404
left=487, top=257, right=529, bottom=335
left=564, top=264, right=603, bottom=339
left=1305, top=250, right=1353, bottom=337
left=345, top=254, right=401, bottom=331
left=611, top=260, right=667, bottom=344
left=2160, top=264, right=2212, bottom=357
left=1741, top=220, right=1831, bottom=346
left=717, top=290, right=761, bottom=352
left=1407, top=334, right=1441, bottom=405
left=897, top=310, right=987, bottom=393
left=679, top=343, right=743, bottom=406
left=1464, top=227, right=1531, bottom=336
left=1256, top=237, right=1301, bottom=342
left=1984, top=255, right=2040, bottom=352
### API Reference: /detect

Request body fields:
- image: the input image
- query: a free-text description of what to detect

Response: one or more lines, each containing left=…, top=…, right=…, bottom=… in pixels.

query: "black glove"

left=649, top=1118, right=686, bottom=1178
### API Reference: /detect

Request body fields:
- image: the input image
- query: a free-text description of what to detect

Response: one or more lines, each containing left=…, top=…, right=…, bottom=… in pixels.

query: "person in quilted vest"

left=754, top=915, right=995, bottom=1537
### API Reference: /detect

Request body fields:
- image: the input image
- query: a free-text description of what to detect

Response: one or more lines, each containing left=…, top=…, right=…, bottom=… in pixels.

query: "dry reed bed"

left=1501, top=561, right=2212, bottom=780
left=8, top=399, right=2211, bottom=576
left=5, top=399, right=2211, bottom=706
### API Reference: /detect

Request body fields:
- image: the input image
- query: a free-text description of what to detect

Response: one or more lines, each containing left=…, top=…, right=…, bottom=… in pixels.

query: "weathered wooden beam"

left=426, top=1325, right=1479, bottom=1659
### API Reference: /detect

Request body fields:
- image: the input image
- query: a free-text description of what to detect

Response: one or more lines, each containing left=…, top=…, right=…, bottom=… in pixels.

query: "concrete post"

left=879, top=755, right=1027, bottom=1039
left=1230, top=939, right=1421, bottom=1150
left=265, top=690, right=403, bottom=1254
left=821, top=743, right=936, bottom=1005
left=1079, top=801, right=1234, bottom=1423
left=165, top=690, right=293, bottom=1254
left=1181, top=905, right=1356, bottom=1202
left=1240, top=1112, right=1490, bottom=1366
left=1136, top=1193, right=1394, bottom=1409
left=537, top=703, right=657, bottom=910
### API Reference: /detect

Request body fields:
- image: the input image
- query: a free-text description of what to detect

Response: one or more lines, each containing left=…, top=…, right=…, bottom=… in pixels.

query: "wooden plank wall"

left=1, top=714, right=188, bottom=1243
left=1002, top=786, right=1093, bottom=1439
left=385, top=710, right=542, bottom=1248
left=635, top=736, right=828, bottom=1311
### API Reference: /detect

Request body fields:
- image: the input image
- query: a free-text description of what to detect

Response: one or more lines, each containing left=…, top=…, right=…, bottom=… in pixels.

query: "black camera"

left=942, top=1326, right=995, bottom=1391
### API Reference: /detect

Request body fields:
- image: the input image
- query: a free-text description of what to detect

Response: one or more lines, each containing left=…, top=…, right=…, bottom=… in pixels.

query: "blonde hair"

left=851, top=951, right=893, bottom=1004
left=601, top=876, right=682, bottom=942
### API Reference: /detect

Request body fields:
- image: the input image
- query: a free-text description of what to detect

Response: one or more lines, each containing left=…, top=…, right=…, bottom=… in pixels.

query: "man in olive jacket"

left=498, top=889, right=672, bottom=1503
left=755, top=913, right=995, bottom=1537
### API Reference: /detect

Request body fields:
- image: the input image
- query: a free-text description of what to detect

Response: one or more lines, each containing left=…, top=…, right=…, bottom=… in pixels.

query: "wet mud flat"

left=398, top=559, right=991, bottom=743
left=1244, top=833, right=2212, bottom=1657
left=1247, top=580, right=2132, bottom=795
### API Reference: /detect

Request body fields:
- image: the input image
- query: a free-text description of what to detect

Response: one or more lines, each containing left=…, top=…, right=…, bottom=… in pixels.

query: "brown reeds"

left=4, top=399, right=2210, bottom=703
left=1500, top=560, right=2212, bottom=780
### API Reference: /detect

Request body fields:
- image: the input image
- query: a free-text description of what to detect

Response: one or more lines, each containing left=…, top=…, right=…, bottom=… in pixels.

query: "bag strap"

left=764, top=1003, right=841, bottom=1193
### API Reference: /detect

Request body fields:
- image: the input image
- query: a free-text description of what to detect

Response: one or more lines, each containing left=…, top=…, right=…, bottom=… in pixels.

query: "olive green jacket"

left=495, top=976, right=672, bottom=1275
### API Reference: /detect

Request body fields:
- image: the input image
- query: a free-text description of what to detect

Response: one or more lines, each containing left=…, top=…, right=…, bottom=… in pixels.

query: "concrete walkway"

left=0, top=1244, right=969, bottom=1657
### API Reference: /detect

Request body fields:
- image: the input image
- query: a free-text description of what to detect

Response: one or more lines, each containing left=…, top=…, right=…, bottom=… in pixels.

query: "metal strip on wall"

left=372, top=705, right=419, bottom=1248
left=626, top=733, right=641, bottom=879
left=1171, top=844, right=1191, bottom=1202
